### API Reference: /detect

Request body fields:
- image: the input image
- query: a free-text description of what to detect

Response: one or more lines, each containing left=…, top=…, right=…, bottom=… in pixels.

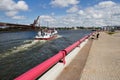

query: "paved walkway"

left=80, top=31, right=120, bottom=80
left=56, top=31, right=120, bottom=80
left=56, top=38, right=93, bottom=80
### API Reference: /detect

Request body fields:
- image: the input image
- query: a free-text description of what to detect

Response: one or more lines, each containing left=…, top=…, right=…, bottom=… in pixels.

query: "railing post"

left=59, top=50, right=67, bottom=64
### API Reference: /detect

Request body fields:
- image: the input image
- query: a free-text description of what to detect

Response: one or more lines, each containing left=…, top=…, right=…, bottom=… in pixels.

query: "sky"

left=0, top=0, right=120, bottom=27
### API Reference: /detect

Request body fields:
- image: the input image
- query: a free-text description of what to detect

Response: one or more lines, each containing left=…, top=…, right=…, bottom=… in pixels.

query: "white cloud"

left=5, top=11, right=18, bottom=17
left=93, top=13, right=102, bottom=18
left=0, top=0, right=15, bottom=11
left=40, top=15, right=55, bottom=22
left=16, top=1, right=29, bottom=11
left=12, top=16, right=26, bottom=19
left=0, top=0, right=29, bottom=19
left=67, top=5, right=79, bottom=13
left=75, top=1, right=120, bottom=26
left=39, top=15, right=56, bottom=26
left=47, top=1, right=120, bottom=27
left=50, top=0, right=79, bottom=7
left=78, top=10, right=84, bottom=15
left=98, top=1, right=116, bottom=8
left=0, top=0, right=28, bottom=11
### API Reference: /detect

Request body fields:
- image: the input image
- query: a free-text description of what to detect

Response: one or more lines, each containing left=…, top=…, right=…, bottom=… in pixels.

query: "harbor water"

left=0, top=30, right=92, bottom=80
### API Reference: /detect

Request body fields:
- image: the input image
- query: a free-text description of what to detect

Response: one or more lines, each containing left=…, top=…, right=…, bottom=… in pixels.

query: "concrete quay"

left=56, top=31, right=120, bottom=80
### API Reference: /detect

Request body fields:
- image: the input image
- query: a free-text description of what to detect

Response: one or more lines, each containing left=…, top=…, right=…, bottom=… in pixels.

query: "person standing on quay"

left=96, top=31, right=100, bottom=39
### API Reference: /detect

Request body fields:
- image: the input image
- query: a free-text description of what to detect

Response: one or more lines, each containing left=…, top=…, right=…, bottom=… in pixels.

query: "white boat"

left=35, top=29, right=58, bottom=40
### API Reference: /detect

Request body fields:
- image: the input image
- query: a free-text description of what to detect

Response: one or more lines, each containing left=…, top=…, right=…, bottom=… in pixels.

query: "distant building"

left=74, top=27, right=77, bottom=30
left=114, top=26, right=120, bottom=30
left=103, top=26, right=120, bottom=31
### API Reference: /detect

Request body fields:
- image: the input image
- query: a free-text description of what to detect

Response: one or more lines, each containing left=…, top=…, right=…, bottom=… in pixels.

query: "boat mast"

left=47, top=21, right=49, bottom=28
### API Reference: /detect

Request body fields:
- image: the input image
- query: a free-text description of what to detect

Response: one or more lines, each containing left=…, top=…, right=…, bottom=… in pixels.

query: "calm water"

left=0, top=30, right=92, bottom=80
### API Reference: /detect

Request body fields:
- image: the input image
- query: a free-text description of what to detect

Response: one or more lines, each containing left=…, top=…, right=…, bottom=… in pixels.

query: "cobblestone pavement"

left=80, top=32, right=120, bottom=80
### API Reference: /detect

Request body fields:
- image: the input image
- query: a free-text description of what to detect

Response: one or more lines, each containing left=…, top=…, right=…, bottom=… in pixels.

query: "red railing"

left=14, top=33, right=92, bottom=80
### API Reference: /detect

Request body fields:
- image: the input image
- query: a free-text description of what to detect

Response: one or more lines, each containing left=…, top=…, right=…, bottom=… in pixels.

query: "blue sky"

left=0, top=0, right=120, bottom=27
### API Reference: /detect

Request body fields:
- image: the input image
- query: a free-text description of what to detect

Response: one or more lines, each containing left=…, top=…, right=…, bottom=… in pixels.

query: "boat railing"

left=14, top=32, right=94, bottom=80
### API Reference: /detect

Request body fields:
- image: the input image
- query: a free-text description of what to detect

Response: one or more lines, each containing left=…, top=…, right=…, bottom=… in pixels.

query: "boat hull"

left=35, top=35, right=57, bottom=40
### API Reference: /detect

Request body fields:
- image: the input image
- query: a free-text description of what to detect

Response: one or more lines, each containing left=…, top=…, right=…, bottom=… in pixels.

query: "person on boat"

left=41, top=29, right=45, bottom=36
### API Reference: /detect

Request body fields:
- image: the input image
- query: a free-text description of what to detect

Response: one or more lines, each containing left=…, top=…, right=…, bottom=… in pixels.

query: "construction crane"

left=32, top=16, right=40, bottom=29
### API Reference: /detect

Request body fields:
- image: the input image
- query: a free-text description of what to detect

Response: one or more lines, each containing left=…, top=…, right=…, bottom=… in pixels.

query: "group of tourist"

left=91, top=31, right=100, bottom=39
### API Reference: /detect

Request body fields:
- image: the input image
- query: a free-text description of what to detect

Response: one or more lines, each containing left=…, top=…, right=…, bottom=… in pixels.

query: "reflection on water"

left=0, top=30, right=92, bottom=79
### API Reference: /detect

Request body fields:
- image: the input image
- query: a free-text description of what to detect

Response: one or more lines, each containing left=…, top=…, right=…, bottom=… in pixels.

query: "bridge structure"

left=0, top=16, right=41, bottom=31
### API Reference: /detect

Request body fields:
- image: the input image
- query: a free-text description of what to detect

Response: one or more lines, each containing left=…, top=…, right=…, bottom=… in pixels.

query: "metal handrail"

left=14, top=33, right=92, bottom=80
